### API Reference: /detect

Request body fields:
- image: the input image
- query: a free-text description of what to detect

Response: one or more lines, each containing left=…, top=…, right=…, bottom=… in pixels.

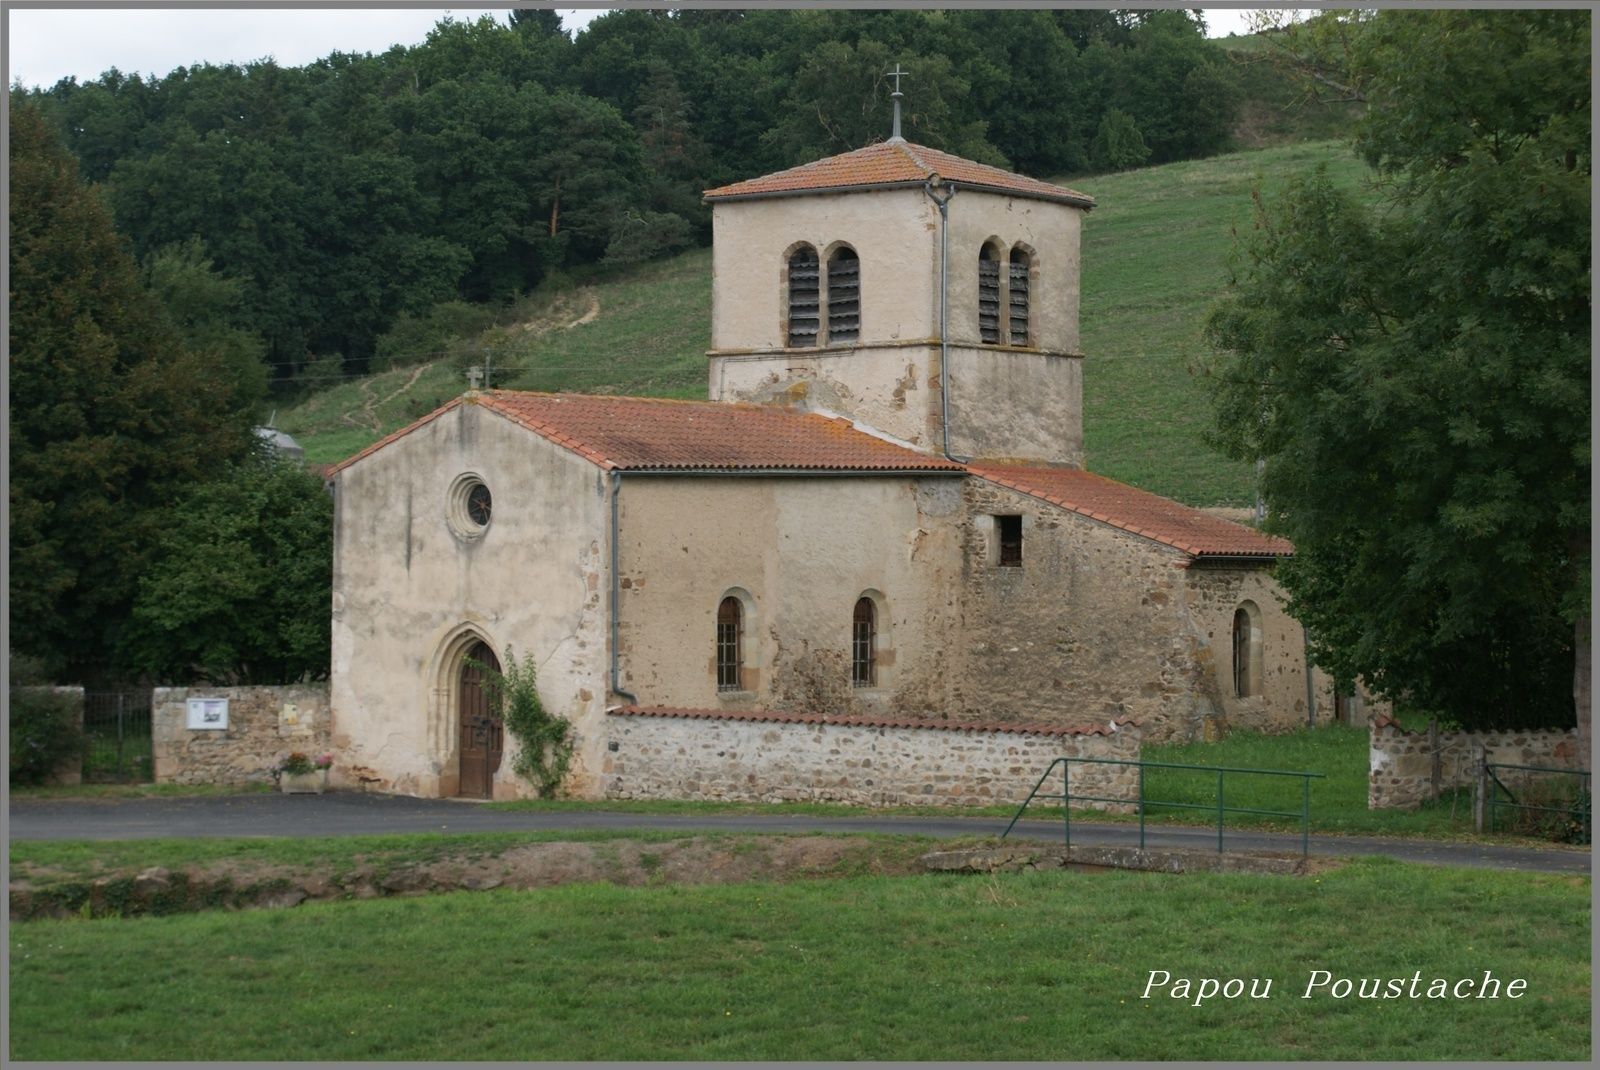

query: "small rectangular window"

left=997, top=515, right=1023, bottom=567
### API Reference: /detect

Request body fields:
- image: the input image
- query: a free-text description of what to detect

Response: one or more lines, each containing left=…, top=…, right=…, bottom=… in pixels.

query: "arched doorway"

left=457, top=641, right=503, bottom=798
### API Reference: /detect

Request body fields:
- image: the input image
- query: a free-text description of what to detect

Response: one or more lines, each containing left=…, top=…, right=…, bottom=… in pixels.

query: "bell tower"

left=703, top=125, right=1094, bottom=466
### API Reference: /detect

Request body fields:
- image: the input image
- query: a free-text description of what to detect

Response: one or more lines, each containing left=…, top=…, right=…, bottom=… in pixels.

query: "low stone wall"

left=1369, top=716, right=1586, bottom=810
left=153, top=685, right=331, bottom=786
left=602, top=707, right=1142, bottom=810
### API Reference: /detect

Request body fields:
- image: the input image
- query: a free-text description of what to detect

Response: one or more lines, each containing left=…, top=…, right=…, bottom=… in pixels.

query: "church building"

left=327, top=119, right=1328, bottom=801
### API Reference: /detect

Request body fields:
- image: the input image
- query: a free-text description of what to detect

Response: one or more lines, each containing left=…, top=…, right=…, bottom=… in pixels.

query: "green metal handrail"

left=1485, top=762, right=1590, bottom=839
left=1000, top=757, right=1326, bottom=858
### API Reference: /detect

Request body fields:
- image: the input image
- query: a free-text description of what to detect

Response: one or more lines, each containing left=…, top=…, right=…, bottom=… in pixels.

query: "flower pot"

left=280, top=769, right=328, bottom=795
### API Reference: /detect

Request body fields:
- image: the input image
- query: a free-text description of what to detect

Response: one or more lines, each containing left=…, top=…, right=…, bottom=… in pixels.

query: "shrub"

left=9, top=673, right=82, bottom=786
left=374, top=301, right=500, bottom=371
left=602, top=209, right=693, bottom=267
left=473, top=647, right=574, bottom=797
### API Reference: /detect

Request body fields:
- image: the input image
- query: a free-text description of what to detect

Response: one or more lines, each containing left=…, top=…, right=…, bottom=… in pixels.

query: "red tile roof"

left=968, top=463, right=1293, bottom=560
left=704, top=140, right=1095, bottom=208
left=610, top=705, right=1130, bottom=737
left=328, top=391, right=966, bottom=476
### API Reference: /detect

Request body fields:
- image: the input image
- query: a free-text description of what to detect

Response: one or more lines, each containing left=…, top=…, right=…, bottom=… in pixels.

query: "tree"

left=767, top=38, right=1004, bottom=167
left=1203, top=10, right=1589, bottom=730
left=1090, top=107, right=1152, bottom=172
left=142, top=238, right=270, bottom=413
left=118, top=452, right=333, bottom=685
left=9, top=99, right=255, bottom=683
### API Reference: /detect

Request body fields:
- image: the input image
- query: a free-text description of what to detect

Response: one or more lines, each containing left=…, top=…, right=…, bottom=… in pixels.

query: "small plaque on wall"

left=186, top=698, right=229, bottom=730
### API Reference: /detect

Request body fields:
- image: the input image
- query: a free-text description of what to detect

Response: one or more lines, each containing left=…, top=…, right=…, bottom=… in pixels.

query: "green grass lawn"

left=281, top=143, right=1376, bottom=504
left=8, top=858, right=1588, bottom=1060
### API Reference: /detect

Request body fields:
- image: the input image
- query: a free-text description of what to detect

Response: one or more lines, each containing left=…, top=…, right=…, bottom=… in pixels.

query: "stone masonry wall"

left=153, top=685, right=332, bottom=786
left=602, top=709, right=1142, bottom=810
left=1368, top=716, right=1586, bottom=810
left=953, top=480, right=1209, bottom=740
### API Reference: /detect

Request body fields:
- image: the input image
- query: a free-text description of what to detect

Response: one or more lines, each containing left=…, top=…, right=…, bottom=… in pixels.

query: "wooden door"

left=458, top=642, right=503, bottom=798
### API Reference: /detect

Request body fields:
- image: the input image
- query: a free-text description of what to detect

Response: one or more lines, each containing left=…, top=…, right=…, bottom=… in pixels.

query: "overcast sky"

left=7, top=6, right=1272, bottom=89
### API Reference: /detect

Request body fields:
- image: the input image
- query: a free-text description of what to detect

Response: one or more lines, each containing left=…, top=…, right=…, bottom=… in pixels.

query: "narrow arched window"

left=978, top=242, right=1002, bottom=343
left=851, top=597, right=876, bottom=687
left=717, top=596, right=742, bottom=692
left=1008, top=247, right=1031, bottom=345
left=826, top=247, right=860, bottom=343
left=1232, top=606, right=1257, bottom=698
left=787, top=246, right=820, bottom=347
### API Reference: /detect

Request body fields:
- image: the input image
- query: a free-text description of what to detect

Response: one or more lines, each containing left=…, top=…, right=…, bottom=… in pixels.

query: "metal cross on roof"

left=886, top=63, right=907, bottom=141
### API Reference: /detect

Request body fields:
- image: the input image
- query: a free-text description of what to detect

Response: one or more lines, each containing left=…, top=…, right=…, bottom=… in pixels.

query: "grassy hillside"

left=1078, top=139, right=1372, bottom=503
left=281, top=140, right=1375, bottom=504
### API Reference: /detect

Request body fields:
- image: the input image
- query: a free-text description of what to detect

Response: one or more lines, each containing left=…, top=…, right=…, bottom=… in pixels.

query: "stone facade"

left=708, top=185, right=1085, bottom=466
left=602, top=709, right=1141, bottom=810
left=153, top=685, right=332, bottom=786
left=330, top=400, right=611, bottom=800
left=615, top=474, right=965, bottom=721
left=954, top=479, right=1331, bottom=741
left=1368, top=717, right=1587, bottom=810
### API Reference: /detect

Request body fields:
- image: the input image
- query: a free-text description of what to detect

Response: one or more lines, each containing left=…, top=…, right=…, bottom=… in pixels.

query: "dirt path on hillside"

left=342, top=360, right=436, bottom=434
left=335, top=288, right=600, bottom=432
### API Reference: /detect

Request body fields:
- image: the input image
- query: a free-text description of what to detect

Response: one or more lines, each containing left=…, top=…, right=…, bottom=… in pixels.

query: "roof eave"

left=616, top=465, right=967, bottom=476
left=705, top=180, right=1095, bottom=209
left=1187, top=551, right=1293, bottom=567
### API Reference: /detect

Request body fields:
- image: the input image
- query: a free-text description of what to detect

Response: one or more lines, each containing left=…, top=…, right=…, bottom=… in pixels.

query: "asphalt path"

left=7, top=792, right=1591, bottom=874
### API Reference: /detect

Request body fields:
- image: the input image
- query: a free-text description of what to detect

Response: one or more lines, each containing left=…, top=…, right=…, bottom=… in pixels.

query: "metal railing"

left=1484, top=762, right=1590, bottom=842
left=82, top=690, right=154, bottom=783
left=1000, top=757, right=1326, bottom=858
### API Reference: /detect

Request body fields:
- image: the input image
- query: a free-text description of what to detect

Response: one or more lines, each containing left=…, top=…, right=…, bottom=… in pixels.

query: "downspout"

left=1303, top=622, right=1316, bottom=727
left=922, top=178, right=962, bottom=461
left=609, top=470, right=638, bottom=706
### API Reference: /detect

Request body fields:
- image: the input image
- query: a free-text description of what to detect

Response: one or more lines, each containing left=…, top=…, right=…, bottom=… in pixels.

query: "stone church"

left=327, top=128, right=1333, bottom=801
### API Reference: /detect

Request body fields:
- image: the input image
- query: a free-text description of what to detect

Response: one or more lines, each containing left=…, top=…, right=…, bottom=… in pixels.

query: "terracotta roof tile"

left=704, top=140, right=1095, bottom=208
left=968, top=463, right=1293, bottom=560
left=328, top=391, right=966, bottom=476
left=610, top=705, right=1130, bottom=737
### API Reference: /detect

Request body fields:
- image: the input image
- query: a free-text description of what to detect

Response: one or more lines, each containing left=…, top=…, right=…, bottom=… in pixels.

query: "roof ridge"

left=484, top=388, right=808, bottom=413
left=894, top=140, right=938, bottom=175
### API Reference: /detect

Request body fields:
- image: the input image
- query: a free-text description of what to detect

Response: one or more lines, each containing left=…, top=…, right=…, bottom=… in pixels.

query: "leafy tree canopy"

left=1203, top=10, right=1589, bottom=729
left=9, top=100, right=255, bottom=682
left=118, top=451, right=333, bottom=685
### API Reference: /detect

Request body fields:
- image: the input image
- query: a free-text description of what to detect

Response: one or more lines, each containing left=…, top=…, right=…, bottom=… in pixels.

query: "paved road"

left=9, top=792, right=1592, bottom=874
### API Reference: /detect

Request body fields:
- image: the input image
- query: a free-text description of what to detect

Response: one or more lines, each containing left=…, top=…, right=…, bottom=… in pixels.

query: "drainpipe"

left=922, top=177, right=963, bottom=462
left=1303, top=623, right=1316, bottom=727
left=609, top=470, right=638, bottom=706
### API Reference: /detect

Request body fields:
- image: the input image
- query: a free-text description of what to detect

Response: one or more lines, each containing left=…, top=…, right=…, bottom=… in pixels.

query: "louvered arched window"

left=851, top=597, right=876, bottom=688
left=1008, top=246, right=1032, bottom=345
left=826, top=247, right=861, bottom=343
left=787, top=246, right=820, bottom=347
left=978, top=242, right=1002, bottom=343
left=717, top=596, right=743, bottom=692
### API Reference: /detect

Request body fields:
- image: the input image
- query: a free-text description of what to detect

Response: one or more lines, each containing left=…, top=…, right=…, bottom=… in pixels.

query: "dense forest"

left=20, top=8, right=1244, bottom=394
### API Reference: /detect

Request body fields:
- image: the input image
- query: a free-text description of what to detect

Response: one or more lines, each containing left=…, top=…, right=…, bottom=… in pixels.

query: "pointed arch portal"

left=457, top=640, right=503, bottom=798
